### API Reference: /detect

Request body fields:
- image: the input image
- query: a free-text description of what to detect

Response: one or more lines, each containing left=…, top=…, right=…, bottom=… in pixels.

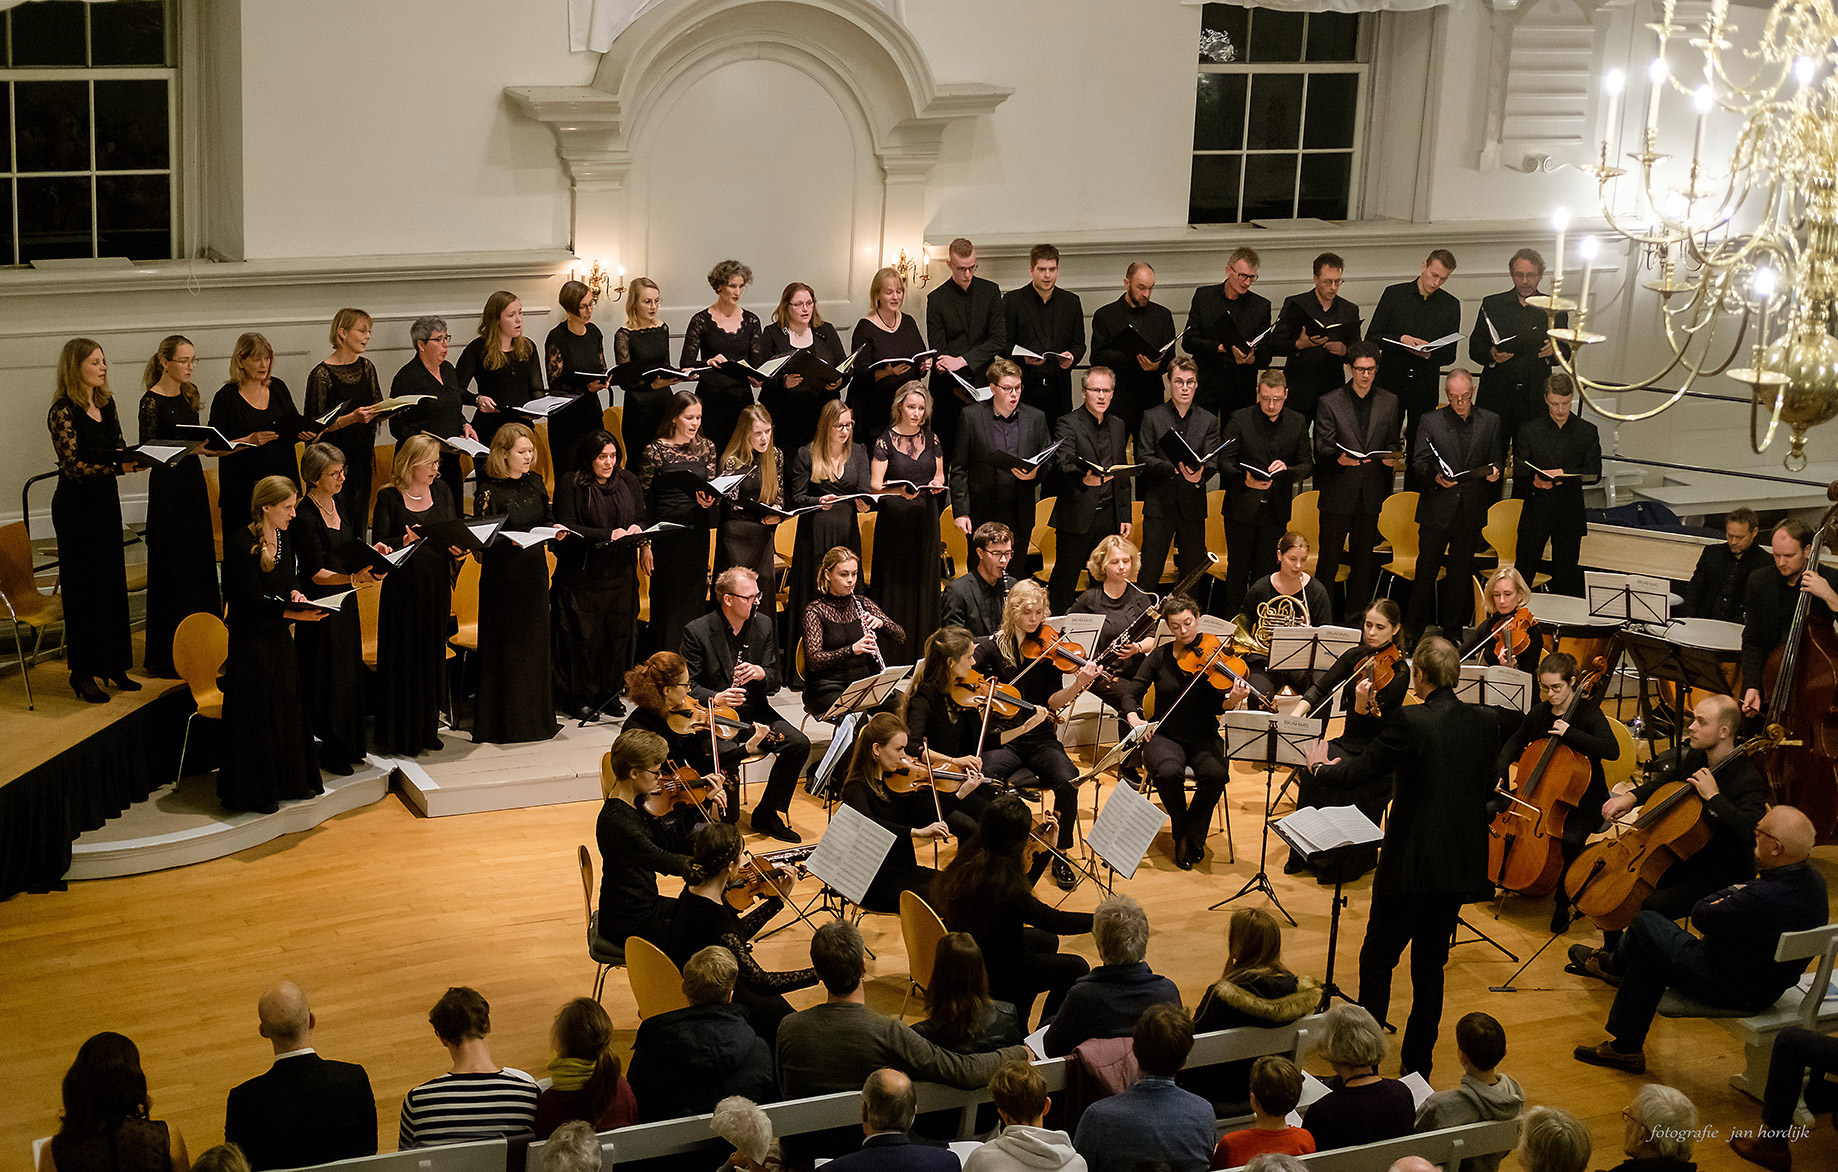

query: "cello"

left=1488, top=657, right=1607, bottom=896
left=1758, top=485, right=1838, bottom=842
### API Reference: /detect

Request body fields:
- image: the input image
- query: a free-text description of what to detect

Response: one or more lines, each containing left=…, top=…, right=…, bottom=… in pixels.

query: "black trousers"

left=1358, top=891, right=1464, bottom=1076
left=1317, top=506, right=1381, bottom=620
left=1516, top=513, right=1585, bottom=596
left=985, top=733, right=1081, bottom=847
left=1049, top=505, right=1121, bottom=614
left=1145, top=731, right=1230, bottom=858
left=1762, top=1026, right=1838, bottom=1132
left=1004, top=925, right=1093, bottom=1028
left=1138, top=511, right=1208, bottom=592
left=1605, top=909, right=1777, bottom=1052
left=1223, top=514, right=1287, bottom=617
left=1407, top=522, right=1480, bottom=634
left=722, top=704, right=811, bottom=820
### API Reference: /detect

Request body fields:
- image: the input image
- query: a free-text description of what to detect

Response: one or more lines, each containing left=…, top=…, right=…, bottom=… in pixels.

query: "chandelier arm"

left=1751, top=383, right=1789, bottom=455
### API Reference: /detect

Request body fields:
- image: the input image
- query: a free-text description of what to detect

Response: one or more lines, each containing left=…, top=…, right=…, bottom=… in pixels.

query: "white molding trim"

left=0, top=249, right=575, bottom=298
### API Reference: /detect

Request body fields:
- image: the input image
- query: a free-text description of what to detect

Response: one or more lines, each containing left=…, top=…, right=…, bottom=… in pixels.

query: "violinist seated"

left=1569, top=694, right=1770, bottom=986
left=978, top=580, right=1103, bottom=889
left=1739, top=516, right=1838, bottom=721
left=1070, top=535, right=1159, bottom=722
left=1574, top=804, right=1828, bottom=1076
left=899, top=627, right=1002, bottom=841
left=682, top=566, right=813, bottom=843
left=1459, top=567, right=1548, bottom=740
left=802, top=546, right=905, bottom=720
left=840, top=713, right=955, bottom=914
left=1287, top=599, right=1411, bottom=883
left=595, top=728, right=699, bottom=951
left=664, top=822, right=818, bottom=1048
left=1492, top=652, right=1618, bottom=933
left=939, top=521, right=1017, bottom=639
left=1239, top=531, right=1335, bottom=699
left=622, top=651, right=740, bottom=817
left=1121, top=593, right=1253, bottom=871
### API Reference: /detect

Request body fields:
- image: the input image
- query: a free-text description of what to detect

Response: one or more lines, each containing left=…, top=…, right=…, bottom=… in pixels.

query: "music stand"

left=1585, top=571, right=1671, bottom=626
left=1087, top=782, right=1167, bottom=895
left=796, top=805, right=897, bottom=956
left=1210, top=712, right=1322, bottom=924
left=1267, top=625, right=1362, bottom=675
left=1455, top=664, right=1535, bottom=711
left=1270, top=805, right=1383, bottom=1011
left=822, top=664, right=912, bottom=724
left=1619, top=628, right=1735, bottom=756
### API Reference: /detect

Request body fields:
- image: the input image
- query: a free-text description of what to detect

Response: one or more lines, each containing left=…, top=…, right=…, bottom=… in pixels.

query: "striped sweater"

left=397, top=1068, right=539, bottom=1149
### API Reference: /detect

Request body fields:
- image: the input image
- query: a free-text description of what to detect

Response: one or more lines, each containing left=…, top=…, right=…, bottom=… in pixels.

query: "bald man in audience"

left=224, top=982, right=377, bottom=1170
left=1390, top=1159, right=1440, bottom=1172
left=825, top=1069, right=958, bottom=1172
left=1575, top=805, right=1829, bottom=1073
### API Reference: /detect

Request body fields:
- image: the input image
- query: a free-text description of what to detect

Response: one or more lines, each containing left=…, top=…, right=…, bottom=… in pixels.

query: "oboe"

left=854, top=593, right=885, bottom=670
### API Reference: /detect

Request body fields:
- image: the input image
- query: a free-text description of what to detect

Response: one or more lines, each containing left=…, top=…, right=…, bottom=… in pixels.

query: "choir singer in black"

left=1090, top=262, right=1176, bottom=440
left=927, top=237, right=1007, bottom=452
left=950, top=357, right=1050, bottom=550
left=1469, top=249, right=1567, bottom=454
left=1313, top=342, right=1400, bottom=617
left=1047, top=368, right=1133, bottom=614
left=1273, top=253, right=1361, bottom=420
left=1367, top=249, right=1461, bottom=453
left=1218, top=370, right=1312, bottom=617
left=1512, top=374, right=1599, bottom=596
left=1136, top=357, right=1217, bottom=591
left=1002, top=244, right=1085, bottom=424
left=1405, top=370, right=1500, bottom=641
left=1182, top=247, right=1271, bottom=418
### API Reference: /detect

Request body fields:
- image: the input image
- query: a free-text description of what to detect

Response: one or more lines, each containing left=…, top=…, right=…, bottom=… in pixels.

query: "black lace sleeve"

left=304, top=364, right=336, bottom=419
left=137, top=391, right=157, bottom=447
left=681, top=312, right=707, bottom=369
left=48, top=401, right=119, bottom=479
left=614, top=328, right=633, bottom=366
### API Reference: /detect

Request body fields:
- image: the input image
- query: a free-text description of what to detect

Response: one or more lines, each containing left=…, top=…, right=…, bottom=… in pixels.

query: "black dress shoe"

left=320, top=757, right=355, bottom=777
left=108, top=673, right=142, bottom=692
left=1174, top=851, right=1196, bottom=871
left=1550, top=901, right=1573, bottom=934
left=70, top=674, right=109, bottom=704
left=1052, top=857, right=1078, bottom=891
left=750, top=812, right=802, bottom=844
left=1282, top=852, right=1308, bottom=875
left=573, top=705, right=597, bottom=722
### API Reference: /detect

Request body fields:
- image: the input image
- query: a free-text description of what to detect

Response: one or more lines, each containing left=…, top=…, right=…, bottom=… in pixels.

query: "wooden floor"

left=2, top=763, right=1833, bottom=1172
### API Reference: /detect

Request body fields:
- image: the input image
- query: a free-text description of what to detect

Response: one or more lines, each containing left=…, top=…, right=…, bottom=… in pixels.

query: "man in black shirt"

left=1680, top=507, right=1767, bottom=622
left=1218, top=370, right=1314, bottom=616
left=927, top=237, right=1007, bottom=453
left=1406, top=369, right=1501, bottom=639
left=225, top=982, right=377, bottom=1171
left=1002, top=243, right=1086, bottom=425
left=1368, top=249, right=1462, bottom=458
left=1091, top=262, right=1177, bottom=441
left=1470, top=248, right=1567, bottom=459
left=1122, top=594, right=1250, bottom=869
left=940, top=522, right=1016, bottom=639
left=1314, top=341, right=1401, bottom=616
left=1048, top=368, right=1134, bottom=613
left=1137, top=358, right=1218, bottom=592
left=681, top=567, right=812, bottom=842
left=950, top=357, right=1051, bottom=554
left=1273, top=252, right=1362, bottom=423
left=1182, top=246, right=1272, bottom=418
left=1513, top=374, right=1600, bottom=596
left=1741, top=516, right=1838, bottom=719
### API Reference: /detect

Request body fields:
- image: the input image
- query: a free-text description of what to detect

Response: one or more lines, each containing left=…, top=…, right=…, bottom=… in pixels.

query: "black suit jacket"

left=682, top=609, right=783, bottom=716
left=1050, top=407, right=1133, bottom=533
left=1312, top=687, right=1500, bottom=901
left=825, top=1133, right=959, bottom=1172
left=1219, top=406, right=1313, bottom=525
left=1137, top=401, right=1219, bottom=521
left=927, top=276, right=1008, bottom=378
left=949, top=400, right=1052, bottom=519
left=1514, top=414, right=1600, bottom=537
left=1411, top=405, right=1502, bottom=531
left=1313, top=384, right=1402, bottom=517
left=224, top=1052, right=377, bottom=1172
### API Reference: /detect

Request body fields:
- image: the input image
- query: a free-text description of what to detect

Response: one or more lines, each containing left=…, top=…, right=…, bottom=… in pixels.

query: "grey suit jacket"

left=949, top=401, right=1052, bottom=519
left=1313, top=384, right=1402, bottom=517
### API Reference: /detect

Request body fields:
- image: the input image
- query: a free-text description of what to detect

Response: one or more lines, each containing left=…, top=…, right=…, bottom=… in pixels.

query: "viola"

left=1488, top=658, right=1607, bottom=896
left=666, top=702, right=783, bottom=747
left=641, top=765, right=715, bottom=817
left=723, top=859, right=805, bottom=910
left=883, top=755, right=977, bottom=794
left=1492, top=607, right=1538, bottom=666
left=947, top=667, right=1060, bottom=725
left=1021, top=623, right=1105, bottom=677
left=1759, top=489, right=1838, bottom=842
left=1173, top=632, right=1263, bottom=703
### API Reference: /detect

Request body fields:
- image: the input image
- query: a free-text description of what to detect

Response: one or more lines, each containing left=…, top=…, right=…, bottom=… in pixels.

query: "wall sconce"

left=571, top=258, right=626, bottom=303
left=893, top=246, right=930, bottom=289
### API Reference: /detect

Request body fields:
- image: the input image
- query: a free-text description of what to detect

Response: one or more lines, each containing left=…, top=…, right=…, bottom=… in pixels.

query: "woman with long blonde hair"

left=370, top=434, right=459, bottom=756
left=471, top=422, right=562, bottom=744
left=713, top=404, right=783, bottom=616
left=848, top=266, right=932, bottom=437
left=209, top=331, right=315, bottom=547
left=455, top=289, right=543, bottom=447
left=613, top=276, right=679, bottom=459
left=136, top=334, right=219, bottom=679
left=867, top=381, right=947, bottom=662
left=786, top=398, right=871, bottom=627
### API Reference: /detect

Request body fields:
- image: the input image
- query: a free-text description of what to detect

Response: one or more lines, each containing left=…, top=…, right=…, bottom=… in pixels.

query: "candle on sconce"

left=1603, top=69, right=1625, bottom=160
left=1552, top=207, right=1571, bottom=289
left=1646, top=56, right=1669, bottom=138
left=1692, top=84, right=1714, bottom=166
left=1578, top=236, right=1599, bottom=318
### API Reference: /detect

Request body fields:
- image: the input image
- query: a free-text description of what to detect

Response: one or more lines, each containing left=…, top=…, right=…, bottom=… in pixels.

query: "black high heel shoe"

left=71, top=674, right=110, bottom=704
left=107, top=673, right=142, bottom=692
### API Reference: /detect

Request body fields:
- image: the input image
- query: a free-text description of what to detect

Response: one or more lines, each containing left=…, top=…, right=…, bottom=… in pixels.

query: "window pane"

left=1306, top=13, right=1361, bottom=62
left=91, top=0, right=167, bottom=66
left=9, top=1, right=86, bottom=67
left=1199, top=3, right=1247, bottom=63
left=97, top=172, right=166, bottom=258
left=1298, top=153, right=1354, bottom=220
left=0, top=179, right=13, bottom=264
left=1248, top=10, right=1304, bottom=63
left=95, top=80, right=167, bottom=170
left=1246, top=74, right=1303, bottom=151
left=1303, top=73, right=1359, bottom=150
left=1242, top=154, right=1299, bottom=221
left=15, top=80, right=89, bottom=172
left=1194, top=73, right=1247, bottom=152
left=18, top=175, right=90, bottom=260
left=1189, top=154, right=1242, bottom=225
left=0, top=84, right=10, bottom=172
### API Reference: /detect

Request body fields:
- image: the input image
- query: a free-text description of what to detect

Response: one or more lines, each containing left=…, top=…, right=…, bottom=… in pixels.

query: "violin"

left=883, top=754, right=977, bottom=794
left=947, top=667, right=1061, bottom=725
left=1021, top=623, right=1107, bottom=678
left=1488, top=658, right=1607, bottom=896
left=1357, top=644, right=1403, bottom=700
left=666, top=702, right=783, bottom=747
left=1173, top=633, right=1264, bottom=703
left=641, top=764, right=715, bottom=817
left=723, top=859, right=804, bottom=910
left=1491, top=607, right=1538, bottom=666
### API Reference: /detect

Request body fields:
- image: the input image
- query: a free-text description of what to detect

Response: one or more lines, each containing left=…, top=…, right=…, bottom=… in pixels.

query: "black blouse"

left=389, top=356, right=472, bottom=441
left=553, top=468, right=646, bottom=576
left=614, top=325, right=673, bottom=387
left=474, top=472, right=552, bottom=532
left=546, top=321, right=606, bottom=396
left=137, top=388, right=200, bottom=447
left=636, top=435, right=719, bottom=526
left=49, top=397, right=126, bottom=480
left=455, top=336, right=545, bottom=414
left=305, top=359, right=382, bottom=453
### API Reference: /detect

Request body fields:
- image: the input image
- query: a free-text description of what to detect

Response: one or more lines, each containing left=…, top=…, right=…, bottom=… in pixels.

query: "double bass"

left=1488, top=658, right=1607, bottom=896
left=1758, top=485, right=1838, bottom=841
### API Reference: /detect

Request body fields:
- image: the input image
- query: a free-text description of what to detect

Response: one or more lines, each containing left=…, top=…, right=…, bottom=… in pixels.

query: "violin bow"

left=743, top=853, right=828, bottom=935
left=973, top=675, right=997, bottom=759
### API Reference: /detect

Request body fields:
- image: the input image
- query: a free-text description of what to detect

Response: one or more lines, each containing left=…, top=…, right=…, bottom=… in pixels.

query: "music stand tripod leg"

left=1209, top=760, right=1295, bottom=925
left=1316, top=873, right=1356, bottom=1012
left=1451, top=914, right=1518, bottom=962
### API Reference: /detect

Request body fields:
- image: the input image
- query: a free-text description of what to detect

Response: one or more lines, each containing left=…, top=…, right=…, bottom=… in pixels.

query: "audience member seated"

left=538, top=1121, right=602, bottom=1172
left=1730, top=1024, right=1838, bottom=1171
left=1072, top=1003, right=1216, bottom=1172
left=47, top=1032, right=190, bottom=1172
left=1243, top=1157, right=1307, bottom=1172
left=711, top=1096, right=780, bottom=1172
left=963, top=1061, right=1086, bottom=1172
left=190, top=1146, right=248, bottom=1172
left=1189, top=908, right=1321, bottom=1109
left=1413, top=1012, right=1522, bottom=1172
left=1574, top=805, right=1828, bottom=1075
left=825, top=1069, right=959, bottom=1172
left=1210, top=1056, right=1314, bottom=1168
left=1515, top=1107, right=1591, bottom=1172
left=398, top=986, right=538, bottom=1149
left=627, top=945, right=776, bottom=1121
left=1599, top=1085, right=1700, bottom=1172
left=1042, top=894, right=1180, bottom=1058
left=1300, top=1004, right=1413, bottom=1151
left=534, top=998, right=637, bottom=1138
left=912, top=933, right=1025, bottom=1054
left=224, top=981, right=376, bottom=1171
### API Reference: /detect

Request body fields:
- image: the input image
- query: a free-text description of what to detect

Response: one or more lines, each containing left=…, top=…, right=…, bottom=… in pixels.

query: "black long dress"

left=614, top=324, right=674, bottom=457
left=681, top=308, right=763, bottom=452
left=471, top=473, right=560, bottom=744
left=544, top=320, right=608, bottom=475
left=713, top=451, right=782, bottom=617
left=389, top=355, right=476, bottom=509
left=371, top=482, right=457, bottom=756
left=787, top=442, right=871, bottom=623
left=868, top=428, right=943, bottom=663
left=304, top=358, right=383, bottom=530
left=210, top=380, right=304, bottom=539
left=455, top=336, right=545, bottom=448
left=636, top=434, right=718, bottom=655
left=292, top=494, right=368, bottom=771
left=849, top=313, right=926, bottom=437
left=137, top=389, right=219, bottom=678
left=552, top=468, right=646, bottom=709
left=48, top=398, right=132, bottom=680
left=217, top=525, right=321, bottom=814
left=757, top=321, right=847, bottom=454
left=841, top=776, right=938, bottom=913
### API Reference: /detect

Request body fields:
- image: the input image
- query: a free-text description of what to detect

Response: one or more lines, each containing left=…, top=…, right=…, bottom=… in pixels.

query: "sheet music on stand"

left=1153, top=613, right=1232, bottom=648
left=805, top=804, right=897, bottom=907
left=1267, top=625, right=1362, bottom=674
left=807, top=712, right=861, bottom=798
left=1272, top=805, right=1384, bottom=858
left=1455, top=664, right=1534, bottom=711
left=1087, top=782, right=1167, bottom=881
left=1045, top=612, right=1105, bottom=652
left=1221, top=711, right=1323, bottom=766
left=821, top=664, right=913, bottom=723
left=1585, top=571, right=1671, bottom=626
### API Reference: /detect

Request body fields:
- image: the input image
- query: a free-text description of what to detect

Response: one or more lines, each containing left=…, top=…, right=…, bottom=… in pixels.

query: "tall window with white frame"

left=1189, top=3, right=1370, bottom=225
left=0, top=0, right=175, bottom=265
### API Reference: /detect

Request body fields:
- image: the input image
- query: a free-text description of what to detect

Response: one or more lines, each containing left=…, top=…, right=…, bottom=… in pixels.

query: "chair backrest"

left=1030, top=496, right=1054, bottom=555
left=858, top=513, right=877, bottom=581
left=1483, top=497, right=1524, bottom=564
left=451, top=555, right=482, bottom=634
left=1603, top=717, right=1638, bottom=790
left=204, top=468, right=225, bottom=560
left=899, top=890, right=948, bottom=994
left=1779, top=921, right=1838, bottom=1027
left=172, top=612, right=229, bottom=700
left=1377, top=491, right=1421, bottom=559
left=371, top=441, right=396, bottom=516
left=357, top=582, right=382, bottom=668
left=1290, top=490, right=1323, bottom=572
left=774, top=512, right=799, bottom=564
left=0, top=522, right=49, bottom=617
left=1206, top=489, right=1230, bottom=581
left=577, top=845, right=596, bottom=926
left=940, top=507, right=968, bottom=579
left=624, top=935, right=689, bottom=1018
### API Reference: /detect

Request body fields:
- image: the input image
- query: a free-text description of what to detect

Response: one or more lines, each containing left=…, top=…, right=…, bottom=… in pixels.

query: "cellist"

left=1739, top=517, right=1838, bottom=719
left=1567, top=694, right=1767, bottom=986
left=1492, top=652, right=1617, bottom=932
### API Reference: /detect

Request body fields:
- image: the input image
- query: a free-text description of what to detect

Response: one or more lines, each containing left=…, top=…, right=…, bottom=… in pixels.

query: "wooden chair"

left=357, top=580, right=382, bottom=669
left=858, top=513, right=877, bottom=581
left=602, top=404, right=623, bottom=438
left=1603, top=717, right=1639, bottom=792
left=1029, top=496, right=1054, bottom=557
left=371, top=441, right=395, bottom=520
left=1376, top=491, right=1423, bottom=598
left=172, top=612, right=229, bottom=784
left=1483, top=497, right=1550, bottom=587
left=1205, top=489, right=1231, bottom=590
left=636, top=548, right=653, bottom=626
left=898, top=890, right=949, bottom=1019
left=204, top=468, right=225, bottom=561
left=578, top=845, right=626, bottom=1000
left=1290, top=491, right=1347, bottom=584
left=448, top=556, right=482, bottom=721
left=0, top=521, right=64, bottom=708
left=939, top=507, right=968, bottom=581
left=624, top=935, right=690, bottom=1018
left=1128, top=500, right=1180, bottom=584
left=773, top=515, right=798, bottom=611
